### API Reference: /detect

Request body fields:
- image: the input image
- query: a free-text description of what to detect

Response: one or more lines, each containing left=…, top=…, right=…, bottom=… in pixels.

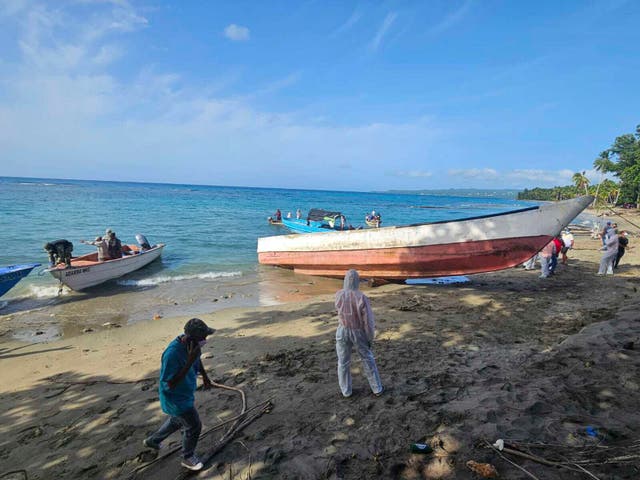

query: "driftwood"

left=485, top=438, right=640, bottom=478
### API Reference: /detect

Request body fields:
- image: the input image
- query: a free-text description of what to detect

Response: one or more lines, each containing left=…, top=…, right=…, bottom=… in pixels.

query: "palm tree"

left=593, top=151, right=612, bottom=206
left=572, top=171, right=590, bottom=196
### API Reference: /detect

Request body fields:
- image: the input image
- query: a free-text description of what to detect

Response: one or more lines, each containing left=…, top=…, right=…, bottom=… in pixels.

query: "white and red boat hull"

left=257, top=197, right=592, bottom=279
left=47, top=244, right=164, bottom=290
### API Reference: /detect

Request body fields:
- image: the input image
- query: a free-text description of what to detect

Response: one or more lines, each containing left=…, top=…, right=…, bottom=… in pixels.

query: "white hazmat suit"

left=598, top=232, right=619, bottom=275
left=335, top=269, right=383, bottom=397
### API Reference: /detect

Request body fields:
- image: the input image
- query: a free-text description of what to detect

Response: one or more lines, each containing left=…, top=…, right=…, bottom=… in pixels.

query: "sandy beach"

left=1, top=211, right=639, bottom=479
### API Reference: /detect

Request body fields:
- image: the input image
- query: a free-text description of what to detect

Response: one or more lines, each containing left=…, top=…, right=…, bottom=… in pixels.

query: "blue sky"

left=0, top=0, right=639, bottom=191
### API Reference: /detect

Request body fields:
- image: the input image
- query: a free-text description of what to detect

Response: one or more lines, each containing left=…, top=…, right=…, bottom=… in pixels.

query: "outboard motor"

left=135, top=233, right=152, bottom=251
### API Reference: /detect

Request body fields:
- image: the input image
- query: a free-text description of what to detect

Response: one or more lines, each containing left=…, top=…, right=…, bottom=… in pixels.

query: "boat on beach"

left=46, top=244, right=165, bottom=290
left=0, top=263, right=41, bottom=297
left=257, top=196, right=593, bottom=279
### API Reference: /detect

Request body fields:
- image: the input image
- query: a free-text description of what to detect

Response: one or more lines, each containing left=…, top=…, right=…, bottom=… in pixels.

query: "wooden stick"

left=571, top=461, right=602, bottom=480
left=485, top=441, right=540, bottom=480
left=129, top=400, right=271, bottom=477
left=0, top=470, right=28, bottom=480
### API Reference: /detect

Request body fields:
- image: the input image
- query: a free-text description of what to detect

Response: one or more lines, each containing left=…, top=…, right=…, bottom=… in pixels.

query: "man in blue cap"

left=143, top=318, right=216, bottom=471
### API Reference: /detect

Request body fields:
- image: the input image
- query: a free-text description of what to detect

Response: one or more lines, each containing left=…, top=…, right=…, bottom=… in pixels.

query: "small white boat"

left=47, top=244, right=165, bottom=290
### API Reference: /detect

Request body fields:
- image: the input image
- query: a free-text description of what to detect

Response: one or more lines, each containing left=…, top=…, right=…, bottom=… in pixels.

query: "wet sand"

left=0, top=268, right=344, bottom=343
left=0, top=211, right=639, bottom=479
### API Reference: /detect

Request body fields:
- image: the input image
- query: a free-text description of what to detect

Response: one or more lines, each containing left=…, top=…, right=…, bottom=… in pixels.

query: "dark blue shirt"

left=159, top=336, right=198, bottom=416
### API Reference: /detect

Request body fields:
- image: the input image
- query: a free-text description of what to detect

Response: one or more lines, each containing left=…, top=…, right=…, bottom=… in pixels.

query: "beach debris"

left=153, top=314, right=162, bottom=320
left=35, top=330, right=45, bottom=335
left=102, top=322, right=121, bottom=328
left=493, top=439, right=504, bottom=451
left=409, top=442, right=433, bottom=454
left=466, top=460, right=499, bottom=478
left=212, top=298, right=218, bottom=302
left=201, top=352, right=213, bottom=359
left=83, top=328, right=93, bottom=333
left=585, top=426, right=598, bottom=438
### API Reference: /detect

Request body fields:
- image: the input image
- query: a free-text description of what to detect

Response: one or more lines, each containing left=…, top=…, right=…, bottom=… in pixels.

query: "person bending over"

left=44, top=239, right=73, bottom=267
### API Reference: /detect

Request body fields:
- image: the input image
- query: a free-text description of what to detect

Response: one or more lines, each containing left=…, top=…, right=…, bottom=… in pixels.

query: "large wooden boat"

left=257, top=196, right=593, bottom=279
left=47, top=244, right=164, bottom=290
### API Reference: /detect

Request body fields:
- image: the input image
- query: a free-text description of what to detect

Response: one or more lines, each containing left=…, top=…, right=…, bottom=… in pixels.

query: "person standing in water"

left=335, top=269, right=383, bottom=398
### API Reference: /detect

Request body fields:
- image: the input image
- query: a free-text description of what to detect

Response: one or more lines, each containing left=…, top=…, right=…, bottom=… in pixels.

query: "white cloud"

left=330, top=8, right=362, bottom=37
left=0, top=2, right=448, bottom=190
left=223, top=24, right=250, bottom=42
left=253, top=72, right=301, bottom=97
left=429, top=0, right=472, bottom=36
left=395, top=170, right=433, bottom=178
left=449, top=168, right=498, bottom=180
left=448, top=168, right=576, bottom=185
left=0, top=0, right=29, bottom=16
left=369, top=12, right=397, bottom=52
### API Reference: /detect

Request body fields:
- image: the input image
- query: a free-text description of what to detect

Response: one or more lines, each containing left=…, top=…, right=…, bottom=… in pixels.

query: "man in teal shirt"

left=144, top=318, right=215, bottom=471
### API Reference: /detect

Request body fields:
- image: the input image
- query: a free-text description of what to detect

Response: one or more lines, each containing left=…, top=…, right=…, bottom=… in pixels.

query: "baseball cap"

left=184, top=318, right=216, bottom=337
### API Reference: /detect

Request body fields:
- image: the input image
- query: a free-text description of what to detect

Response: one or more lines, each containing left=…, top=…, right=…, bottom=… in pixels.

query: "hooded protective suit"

left=334, top=270, right=383, bottom=397
left=598, top=232, right=619, bottom=275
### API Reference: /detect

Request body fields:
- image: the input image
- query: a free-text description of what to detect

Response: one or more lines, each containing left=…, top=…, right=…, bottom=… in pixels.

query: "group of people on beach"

left=524, top=221, right=631, bottom=278
left=523, top=229, right=574, bottom=278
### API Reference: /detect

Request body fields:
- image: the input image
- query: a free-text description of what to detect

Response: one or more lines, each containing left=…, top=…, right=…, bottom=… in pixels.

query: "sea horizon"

left=1, top=175, right=522, bottom=197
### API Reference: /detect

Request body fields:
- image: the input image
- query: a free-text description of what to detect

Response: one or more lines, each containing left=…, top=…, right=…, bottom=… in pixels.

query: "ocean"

left=0, top=176, right=549, bottom=341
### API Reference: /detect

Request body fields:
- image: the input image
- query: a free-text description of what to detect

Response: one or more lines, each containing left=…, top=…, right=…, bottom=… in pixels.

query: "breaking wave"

left=117, top=271, right=242, bottom=287
left=29, top=285, right=68, bottom=298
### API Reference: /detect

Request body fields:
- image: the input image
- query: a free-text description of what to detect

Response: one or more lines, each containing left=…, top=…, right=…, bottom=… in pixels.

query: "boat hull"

left=281, top=218, right=350, bottom=233
left=258, top=197, right=593, bottom=279
left=47, top=244, right=164, bottom=290
left=0, top=263, right=41, bottom=297
left=259, top=235, right=549, bottom=278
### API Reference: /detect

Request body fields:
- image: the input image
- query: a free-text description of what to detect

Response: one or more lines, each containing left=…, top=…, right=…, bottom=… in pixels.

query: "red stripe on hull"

left=258, top=236, right=552, bottom=279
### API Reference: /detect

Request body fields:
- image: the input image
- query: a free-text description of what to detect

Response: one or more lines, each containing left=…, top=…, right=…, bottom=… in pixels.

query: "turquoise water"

left=1, top=176, right=547, bottom=340
left=0, top=176, right=536, bottom=287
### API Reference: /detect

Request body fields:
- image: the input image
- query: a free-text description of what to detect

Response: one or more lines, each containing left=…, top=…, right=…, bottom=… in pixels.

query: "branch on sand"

left=128, top=381, right=272, bottom=479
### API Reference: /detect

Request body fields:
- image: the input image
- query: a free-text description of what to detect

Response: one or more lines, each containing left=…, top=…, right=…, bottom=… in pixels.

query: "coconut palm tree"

left=572, top=171, right=590, bottom=196
left=593, top=151, right=613, bottom=206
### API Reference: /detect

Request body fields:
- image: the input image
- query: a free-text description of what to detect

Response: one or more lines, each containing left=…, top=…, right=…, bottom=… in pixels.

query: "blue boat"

left=0, top=263, right=41, bottom=297
left=281, top=209, right=355, bottom=234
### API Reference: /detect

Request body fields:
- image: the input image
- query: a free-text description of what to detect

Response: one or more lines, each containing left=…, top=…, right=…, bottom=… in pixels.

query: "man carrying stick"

left=143, top=318, right=215, bottom=471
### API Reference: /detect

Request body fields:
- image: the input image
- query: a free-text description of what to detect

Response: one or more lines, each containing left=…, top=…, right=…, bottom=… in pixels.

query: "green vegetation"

left=518, top=124, right=640, bottom=207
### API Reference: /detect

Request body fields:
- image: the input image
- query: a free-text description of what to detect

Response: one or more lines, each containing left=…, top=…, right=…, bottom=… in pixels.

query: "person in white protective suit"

left=598, top=229, right=619, bottom=275
left=334, top=269, right=383, bottom=397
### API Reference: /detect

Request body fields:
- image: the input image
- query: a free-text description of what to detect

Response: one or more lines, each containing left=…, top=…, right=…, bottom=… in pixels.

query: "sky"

left=0, top=0, right=639, bottom=191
